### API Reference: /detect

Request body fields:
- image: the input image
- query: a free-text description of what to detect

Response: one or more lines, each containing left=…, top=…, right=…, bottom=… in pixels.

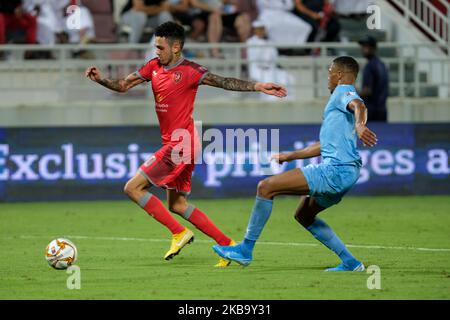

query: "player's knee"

left=257, top=179, right=273, bottom=198
left=123, top=182, right=138, bottom=201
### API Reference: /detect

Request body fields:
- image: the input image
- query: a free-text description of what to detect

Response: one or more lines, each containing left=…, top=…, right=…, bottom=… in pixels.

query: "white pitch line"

left=9, top=235, right=450, bottom=253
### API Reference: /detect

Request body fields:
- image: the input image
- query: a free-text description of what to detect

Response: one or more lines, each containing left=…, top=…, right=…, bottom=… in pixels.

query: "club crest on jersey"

left=156, top=94, right=164, bottom=103
left=346, top=91, right=356, bottom=96
left=173, top=71, right=183, bottom=84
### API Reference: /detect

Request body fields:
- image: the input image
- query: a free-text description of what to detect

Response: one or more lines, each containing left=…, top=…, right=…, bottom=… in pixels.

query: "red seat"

left=81, top=0, right=117, bottom=43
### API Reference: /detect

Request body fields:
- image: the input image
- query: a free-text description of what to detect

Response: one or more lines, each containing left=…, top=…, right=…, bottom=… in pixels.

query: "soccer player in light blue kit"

left=213, top=56, right=378, bottom=271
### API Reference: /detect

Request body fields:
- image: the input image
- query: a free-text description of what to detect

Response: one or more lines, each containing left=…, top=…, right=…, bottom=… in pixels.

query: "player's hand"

left=356, top=124, right=378, bottom=147
left=271, top=153, right=290, bottom=164
left=255, top=82, right=287, bottom=98
left=85, top=66, right=102, bottom=83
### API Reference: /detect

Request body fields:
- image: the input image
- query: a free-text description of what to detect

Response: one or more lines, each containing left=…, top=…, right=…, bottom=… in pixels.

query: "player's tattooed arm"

left=201, top=72, right=257, bottom=91
left=348, top=99, right=378, bottom=147
left=97, top=73, right=144, bottom=93
left=271, top=142, right=321, bottom=164
left=85, top=66, right=144, bottom=93
left=201, top=72, right=287, bottom=97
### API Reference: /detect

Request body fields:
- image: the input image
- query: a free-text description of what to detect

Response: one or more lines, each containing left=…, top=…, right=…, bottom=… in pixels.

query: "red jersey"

left=137, top=57, right=208, bottom=146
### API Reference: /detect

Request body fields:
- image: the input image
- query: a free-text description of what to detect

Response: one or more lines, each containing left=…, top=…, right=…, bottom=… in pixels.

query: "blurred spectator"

left=333, top=0, right=373, bottom=19
left=246, top=20, right=295, bottom=101
left=237, top=0, right=258, bottom=22
left=23, top=0, right=96, bottom=46
left=0, top=0, right=37, bottom=45
left=38, top=1, right=97, bottom=59
left=166, top=0, right=207, bottom=45
left=23, top=0, right=68, bottom=45
left=293, top=0, right=340, bottom=43
left=121, top=0, right=173, bottom=43
left=219, top=1, right=252, bottom=43
left=189, top=0, right=251, bottom=58
left=168, top=0, right=190, bottom=26
left=256, top=0, right=312, bottom=46
left=63, top=1, right=96, bottom=45
left=358, top=35, right=389, bottom=122
left=188, top=1, right=222, bottom=57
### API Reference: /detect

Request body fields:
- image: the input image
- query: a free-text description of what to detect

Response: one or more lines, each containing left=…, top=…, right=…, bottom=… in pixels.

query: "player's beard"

left=159, top=52, right=173, bottom=66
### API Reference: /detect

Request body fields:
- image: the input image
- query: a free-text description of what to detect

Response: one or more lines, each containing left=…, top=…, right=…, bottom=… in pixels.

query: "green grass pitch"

left=0, top=196, right=449, bottom=300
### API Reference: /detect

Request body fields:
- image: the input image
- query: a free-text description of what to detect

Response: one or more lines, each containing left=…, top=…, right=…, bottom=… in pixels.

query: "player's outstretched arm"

left=348, top=99, right=378, bottom=147
left=271, top=142, right=321, bottom=164
left=85, top=66, right=145, bottom=93
left=201, top=72, right=287, bottom=98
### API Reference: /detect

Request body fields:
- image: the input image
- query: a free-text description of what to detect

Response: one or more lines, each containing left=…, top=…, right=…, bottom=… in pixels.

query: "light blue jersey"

left=320, top=84, right=362, bottom=166
left=302, top=84, right=363, bottom=208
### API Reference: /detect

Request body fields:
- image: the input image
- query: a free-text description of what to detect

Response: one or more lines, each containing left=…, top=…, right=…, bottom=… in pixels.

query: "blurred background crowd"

left=1, top=0, right=448, bottom=125
left=0, top=0, right=375, bottom=58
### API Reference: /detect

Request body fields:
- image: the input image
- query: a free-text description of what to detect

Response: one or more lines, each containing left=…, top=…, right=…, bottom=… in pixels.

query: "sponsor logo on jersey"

left=155, top=94, right=164, bottom=103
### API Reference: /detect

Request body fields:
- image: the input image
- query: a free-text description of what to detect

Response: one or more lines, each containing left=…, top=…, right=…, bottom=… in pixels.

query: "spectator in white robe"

left=256, top=0, right=312, bottom=45
left=246, top=20, right=295, bottom=101
left=23, top=0, right=69, bottom=45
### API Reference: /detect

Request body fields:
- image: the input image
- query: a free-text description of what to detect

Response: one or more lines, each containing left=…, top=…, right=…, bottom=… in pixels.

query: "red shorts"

left=138, top=144, right=197, bottom=195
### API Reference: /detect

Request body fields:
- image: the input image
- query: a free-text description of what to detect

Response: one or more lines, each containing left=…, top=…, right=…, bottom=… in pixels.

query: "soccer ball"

left=45, top=238, right=78, bottom=270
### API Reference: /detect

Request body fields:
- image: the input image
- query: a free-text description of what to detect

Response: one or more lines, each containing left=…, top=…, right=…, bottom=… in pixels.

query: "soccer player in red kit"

left=85, top=21, right=287, bottom=267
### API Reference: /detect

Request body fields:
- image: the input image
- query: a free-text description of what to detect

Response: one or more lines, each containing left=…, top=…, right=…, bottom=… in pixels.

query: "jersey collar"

left=164, top=56, right=185, bottom=71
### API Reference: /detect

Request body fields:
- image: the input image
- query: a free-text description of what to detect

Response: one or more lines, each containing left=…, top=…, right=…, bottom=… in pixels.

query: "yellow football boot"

left=214, top=240, right=236, bottom=268
left=164, top=228, right=194, bottom=261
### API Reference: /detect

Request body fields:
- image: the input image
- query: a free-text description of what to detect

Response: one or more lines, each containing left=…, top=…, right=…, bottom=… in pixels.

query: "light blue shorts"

left=301, top=163, right=360, bottom=208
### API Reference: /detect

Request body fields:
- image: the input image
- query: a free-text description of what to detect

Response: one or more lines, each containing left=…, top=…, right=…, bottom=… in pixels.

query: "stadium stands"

left=0, top=0, right=448, bottom=125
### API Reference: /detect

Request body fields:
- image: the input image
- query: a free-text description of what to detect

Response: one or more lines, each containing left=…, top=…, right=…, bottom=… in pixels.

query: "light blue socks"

left=241, top=196, right=273, bottom=254
left=306, top=218, right=360, bottom=268
left=239, top=197, right=359, bottom=268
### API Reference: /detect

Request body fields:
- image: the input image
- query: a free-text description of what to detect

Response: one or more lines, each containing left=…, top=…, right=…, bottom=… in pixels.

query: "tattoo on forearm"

left=98, top=78, right=126, bottom=92
left=203, top=73, right=256, bottom=91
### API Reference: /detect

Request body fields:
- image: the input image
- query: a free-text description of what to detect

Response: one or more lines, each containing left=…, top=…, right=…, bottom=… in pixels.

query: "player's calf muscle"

left=168, top=201, right=188, bottom=215
left=294, top=209, right=315, bottom=227
left=294, top=197, right=323, bottom=227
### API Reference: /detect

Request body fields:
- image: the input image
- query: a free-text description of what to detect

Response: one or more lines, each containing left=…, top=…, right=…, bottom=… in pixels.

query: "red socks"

left=138, top=192, right=231, bottom=245
left=186, top=207, right=232, bottom=246
left=140, top=193, right=185, bottom=235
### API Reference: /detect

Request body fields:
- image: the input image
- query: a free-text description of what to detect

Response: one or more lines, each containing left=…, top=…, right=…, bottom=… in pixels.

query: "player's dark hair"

left=333, top=56, right=359, bottom=77
left=155, top=21, right=185, bottom=49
